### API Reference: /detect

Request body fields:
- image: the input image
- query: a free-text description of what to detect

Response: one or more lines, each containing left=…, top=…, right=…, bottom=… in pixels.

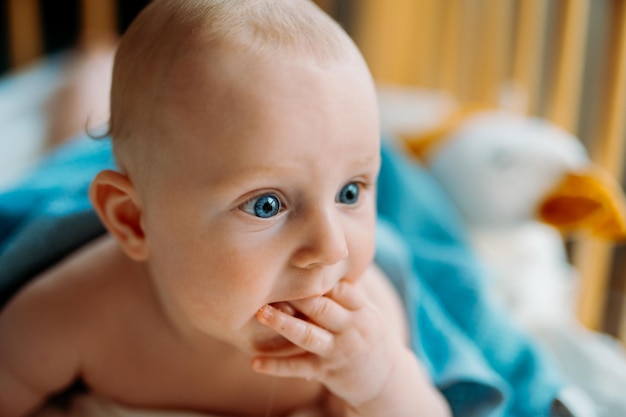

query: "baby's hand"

left=253, top=277, right=448, bottom=416
left=254, top=279, right=391, bottom=405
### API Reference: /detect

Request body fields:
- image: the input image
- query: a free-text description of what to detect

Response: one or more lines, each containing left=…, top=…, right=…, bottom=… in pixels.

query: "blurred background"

left=0, top=0, right=624, bottom=345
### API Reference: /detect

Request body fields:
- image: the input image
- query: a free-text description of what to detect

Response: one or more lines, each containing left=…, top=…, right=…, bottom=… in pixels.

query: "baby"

left=0, top=1, right=449, bottom=416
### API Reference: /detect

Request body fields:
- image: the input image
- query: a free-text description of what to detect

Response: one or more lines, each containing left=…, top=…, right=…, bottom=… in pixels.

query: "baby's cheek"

left=346, top=229, right=376, bottom=283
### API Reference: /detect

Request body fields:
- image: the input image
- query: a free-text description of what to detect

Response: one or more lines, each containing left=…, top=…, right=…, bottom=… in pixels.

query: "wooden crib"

left=348, top=0, right=626, bottom=342
left=4, top=0, right=626, bottom=342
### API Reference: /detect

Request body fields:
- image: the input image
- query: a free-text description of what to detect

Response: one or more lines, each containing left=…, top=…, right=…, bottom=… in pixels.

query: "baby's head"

left=108, top=0, right=368, bottom=181
left=91, top=0, right=381, bottom=354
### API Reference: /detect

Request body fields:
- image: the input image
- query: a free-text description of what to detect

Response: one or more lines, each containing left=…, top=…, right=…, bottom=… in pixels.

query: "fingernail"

left=258, top=305, right=273, bottom=320
left=251, top=358, right=264, bottom=371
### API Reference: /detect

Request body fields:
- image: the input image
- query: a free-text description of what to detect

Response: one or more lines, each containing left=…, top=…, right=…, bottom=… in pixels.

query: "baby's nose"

left=291, top=208, right=349, bottom=269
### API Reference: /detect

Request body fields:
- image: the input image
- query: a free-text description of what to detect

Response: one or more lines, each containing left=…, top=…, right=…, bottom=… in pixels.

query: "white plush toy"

left=405, top=108, right=626, bottom=324
left=403, top=108, right=626, bottom=417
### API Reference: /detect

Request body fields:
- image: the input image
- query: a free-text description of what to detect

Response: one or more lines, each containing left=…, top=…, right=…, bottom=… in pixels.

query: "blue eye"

left=337, top=182, right=360, bottom=205
left=241, top=194, right=281, bottom=218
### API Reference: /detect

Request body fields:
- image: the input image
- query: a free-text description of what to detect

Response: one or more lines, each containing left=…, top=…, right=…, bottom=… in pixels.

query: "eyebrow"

left=340, top=153, right=382, bottom=173
left=206, top=153, right=380, bottom=191
left=352, top=154, right=381, bottom=166
left=205, top=165, right=296, bottom=191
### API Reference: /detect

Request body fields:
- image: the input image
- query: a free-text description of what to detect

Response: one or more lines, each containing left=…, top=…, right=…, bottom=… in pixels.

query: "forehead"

left=153, top=50, right=380, bottom=180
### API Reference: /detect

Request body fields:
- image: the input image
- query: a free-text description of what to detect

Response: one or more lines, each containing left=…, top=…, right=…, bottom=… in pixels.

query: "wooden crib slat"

left=80, top=0, right=118, bottom=45
left=7, top=0, right=42, bottom=68
left=547, top=0, right=590, bottom=132
left=412, top=0, right=443, bottom=88
left=577, top=241, right=614, bottom=330
left=440, top=0, right=462, bottom=95
left=472, top=0, right=514, bottom=106
left=455, top=0, right=481, bottom=102
left=353, top=0, right=423, bottom=85
left=313, top=0, right=336, bottom=16
left=596, top=4, right=626, bottom=177
left=577, top=0, right=626, bottom=331
left=512, top=0, right=548, bottom=115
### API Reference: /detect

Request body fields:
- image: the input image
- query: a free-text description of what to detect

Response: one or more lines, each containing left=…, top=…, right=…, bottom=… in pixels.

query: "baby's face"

left=139, top=51, right=380, bottom=355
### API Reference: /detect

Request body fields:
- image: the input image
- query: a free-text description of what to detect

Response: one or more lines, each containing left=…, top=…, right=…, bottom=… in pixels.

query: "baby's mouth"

left=270, top=301, right=310, bottom=322
left=252, top=302, right=306, bottom=356
left=270, top=301, right=296, bottom=316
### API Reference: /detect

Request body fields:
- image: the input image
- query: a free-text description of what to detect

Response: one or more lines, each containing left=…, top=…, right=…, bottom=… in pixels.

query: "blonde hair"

left=108, top=0, right=360, bottom=175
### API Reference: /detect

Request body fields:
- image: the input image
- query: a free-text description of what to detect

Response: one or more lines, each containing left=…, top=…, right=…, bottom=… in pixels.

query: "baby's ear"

left=89, top=170, right=150, bottom=261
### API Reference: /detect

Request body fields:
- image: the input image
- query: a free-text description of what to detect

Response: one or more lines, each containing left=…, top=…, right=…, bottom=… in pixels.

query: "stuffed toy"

left=404, top=108, right=626, bottom=324
left=402, top=108, right=626, bottom=416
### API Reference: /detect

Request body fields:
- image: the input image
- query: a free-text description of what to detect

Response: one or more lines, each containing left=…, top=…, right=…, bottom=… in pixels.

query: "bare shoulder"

left=0, top=234, right=136, bottom=415
left=1, top=234, right=133, bottom=327
left=360, top=264, right=410, bottom=344
left=2, top=234, right=150, bottom=351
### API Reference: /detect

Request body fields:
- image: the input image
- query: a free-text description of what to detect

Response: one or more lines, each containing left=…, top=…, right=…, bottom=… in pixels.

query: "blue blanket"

left=0, top=136, right=566, bottom=416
